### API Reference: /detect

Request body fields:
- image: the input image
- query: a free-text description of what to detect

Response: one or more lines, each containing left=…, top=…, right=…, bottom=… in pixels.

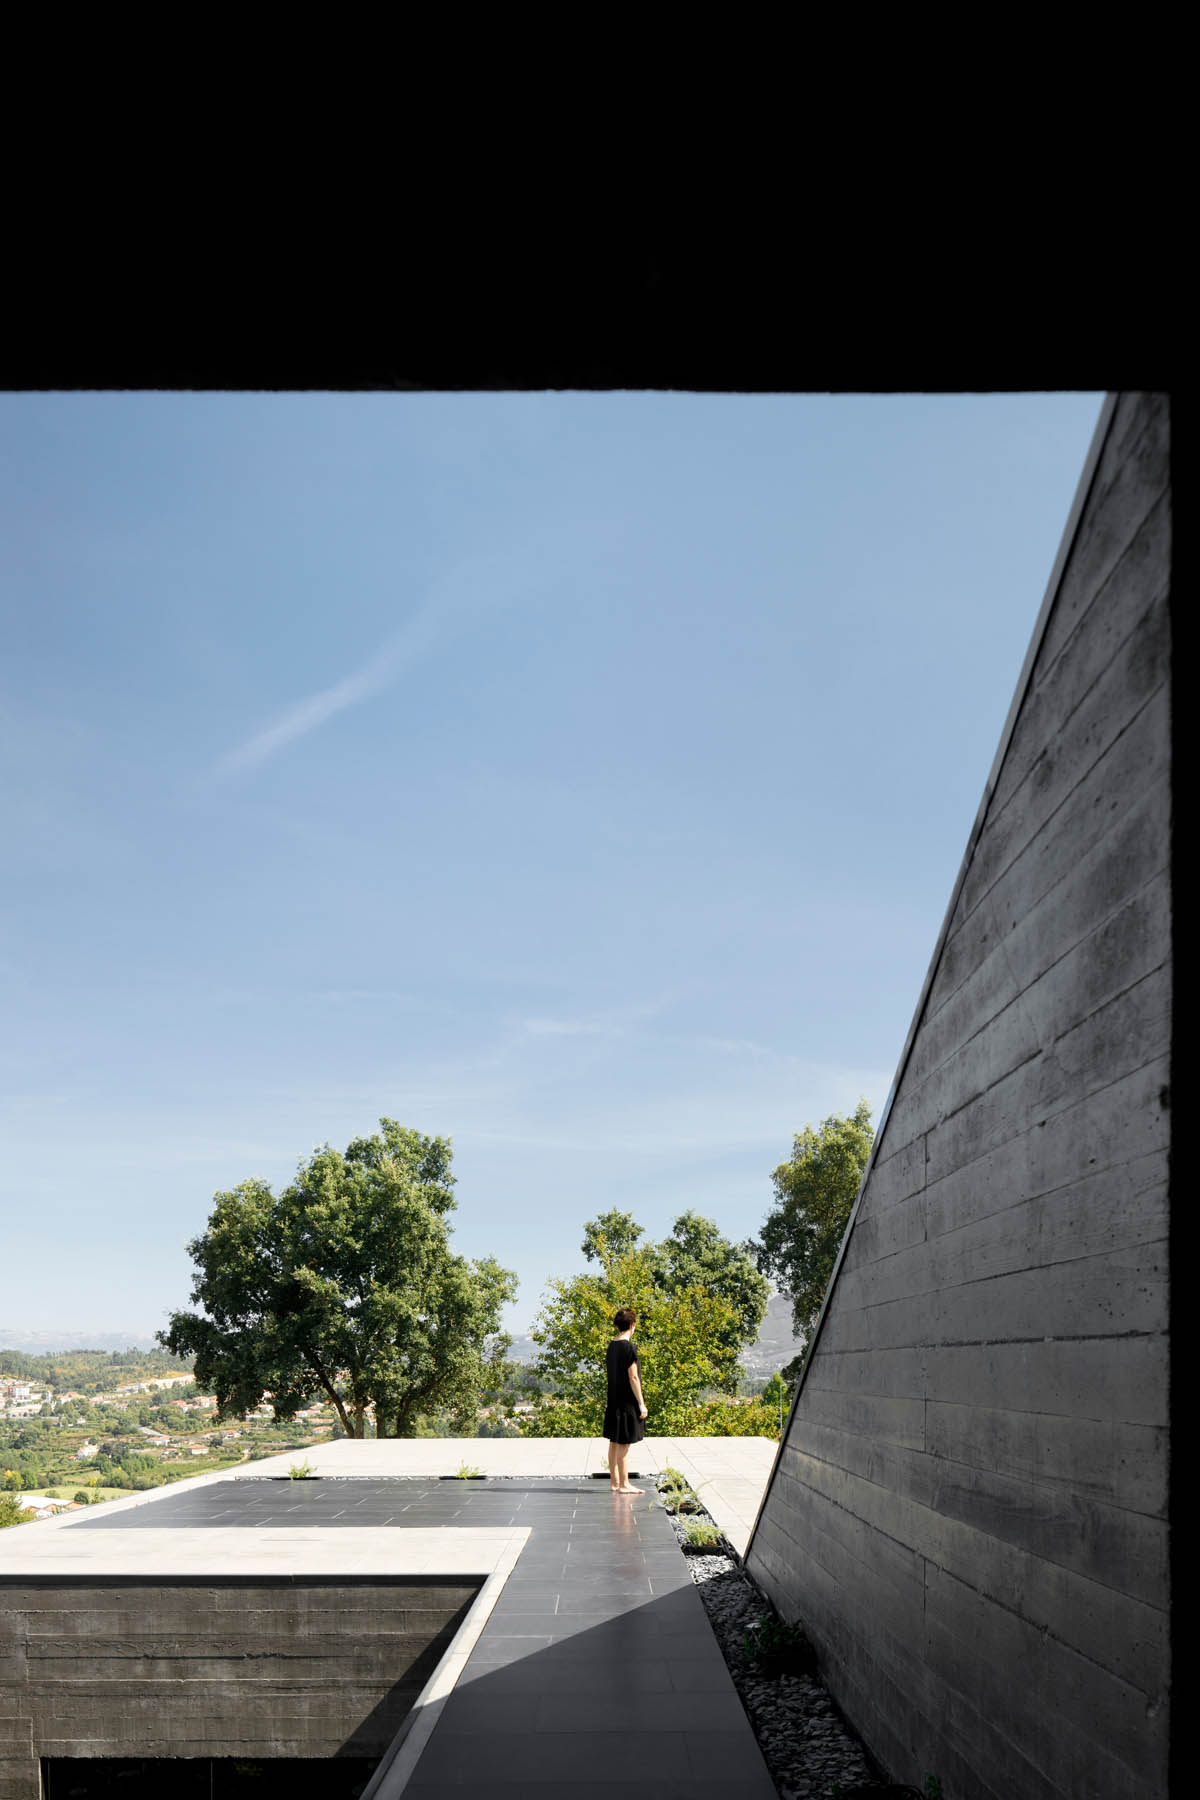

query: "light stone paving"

left=0, top=1522, right=529, bottom=1577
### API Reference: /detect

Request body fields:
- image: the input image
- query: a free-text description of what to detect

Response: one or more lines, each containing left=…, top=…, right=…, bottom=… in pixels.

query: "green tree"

left=0, top=1493, right=34, bottom=1528
left=580, top=1209, right=646, bottom=1265
left=523, top=1241, right=743, bottom=1436
left=756, top=1099, right=875, bottom=1367
left=760, top=1370, right=792, bottom=1434
left=159, top=1118, right=518, bottom=1439
left=581, top=1207, right=769, bottom=1384
left=655, top=1211, right=770, bottom=1368
left=761, top=1370, right=790, bottom=1413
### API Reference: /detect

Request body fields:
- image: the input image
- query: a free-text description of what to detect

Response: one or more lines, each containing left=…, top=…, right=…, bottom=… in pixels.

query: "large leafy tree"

left=655, top=1211, right=770, bottom=1365
left=755, top=1099, right=875, bottom=1363
left=523, top=1241, right=743, bottom=1437
left=159, top=1119, right=517, bottom=1437
left=523, top=1206, right=769, bottom=1436
left=580, top=1206, right=769, bottom=1379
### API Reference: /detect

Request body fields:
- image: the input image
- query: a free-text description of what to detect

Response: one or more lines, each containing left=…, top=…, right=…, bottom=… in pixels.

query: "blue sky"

left=0, top=390, right=1105, bottom=1341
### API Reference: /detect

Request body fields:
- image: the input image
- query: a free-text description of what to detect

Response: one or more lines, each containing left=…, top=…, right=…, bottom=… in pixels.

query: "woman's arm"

left=629, top=1361, right=648, bottom=1419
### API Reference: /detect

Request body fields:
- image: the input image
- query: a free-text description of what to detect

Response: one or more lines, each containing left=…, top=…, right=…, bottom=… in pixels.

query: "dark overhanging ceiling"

left=1, top=233, right=1171, bottom=392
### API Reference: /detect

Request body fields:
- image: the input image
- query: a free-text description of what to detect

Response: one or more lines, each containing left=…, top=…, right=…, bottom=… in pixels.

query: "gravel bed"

left=659, top=1481, right=922, bottom=1800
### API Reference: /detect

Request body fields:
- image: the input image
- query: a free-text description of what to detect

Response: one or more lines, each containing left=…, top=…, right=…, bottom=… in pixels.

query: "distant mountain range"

left=2, top=1292, right=805, bottom=1371
left=0, top=1329, right=163, bottom=1354
left=737, top=1290, right=807, bottom=1377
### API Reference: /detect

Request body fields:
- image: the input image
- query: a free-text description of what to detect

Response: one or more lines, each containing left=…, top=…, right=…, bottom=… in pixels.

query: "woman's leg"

left=608, top=1440, right=621, bottom=1491
left=614, top=1444, right=642, bottom=1494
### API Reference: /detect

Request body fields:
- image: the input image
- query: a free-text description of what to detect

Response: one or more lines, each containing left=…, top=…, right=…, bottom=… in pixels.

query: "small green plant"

left=744, top=1612, right=818, bottom=1675
left=454, top=1462, right=484, bottom=1479
left=659, top=1466, right=688, bottom=1489
left=681, top=1518, right=723, bottom=1548
left=924, top=1778, right=943, bottom=1800
left=287, top=1459, right=315, bottom=1480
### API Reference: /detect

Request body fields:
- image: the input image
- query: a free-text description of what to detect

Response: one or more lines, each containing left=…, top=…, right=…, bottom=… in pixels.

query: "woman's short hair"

left=613, top=1307, right=637, bottom=1332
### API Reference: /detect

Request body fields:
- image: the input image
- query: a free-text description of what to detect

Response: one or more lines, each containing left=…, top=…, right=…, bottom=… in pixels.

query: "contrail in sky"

left=208, top=541, right=550, bottom=780
left=211, top=611, right=442, bottom=779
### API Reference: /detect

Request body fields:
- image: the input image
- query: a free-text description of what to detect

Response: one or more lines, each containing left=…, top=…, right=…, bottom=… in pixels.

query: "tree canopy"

left=580, top=1206, right=769, bottom=1369
left=524, top=1206, right=771, bottom=1435
left=159, top=1119, right=517, bottom=1438
left=756, top=1099, right=875, bottom=1365
left=524, top=1241, right=744, bottom=1436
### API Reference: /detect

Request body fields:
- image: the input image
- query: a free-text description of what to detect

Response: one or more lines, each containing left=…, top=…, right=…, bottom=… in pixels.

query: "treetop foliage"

left=756, top=1098, right=875, bottom=1361
left=525, top=1206, right=771, bottom=1436
left=159, top=1118, right=516, bottom=1438
left=580, top=1206, right=769, bottom=1357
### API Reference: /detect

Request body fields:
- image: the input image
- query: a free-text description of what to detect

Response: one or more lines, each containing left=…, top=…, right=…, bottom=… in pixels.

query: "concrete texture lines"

left=745, top=391, right=1171, bottom=1800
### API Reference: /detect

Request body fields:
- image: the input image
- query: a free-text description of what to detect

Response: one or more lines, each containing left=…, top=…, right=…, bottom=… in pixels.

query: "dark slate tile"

left=547, top=1587, right=654, bottom=1606
left=406, top=1784, right=776, bottom=1800
left=435, top=1689, right=541, bottom=1733
left=487, top=1598, right=562, bottom=1620
left=457, top=1657, right=675, bottom=1696
left=667, top=1657, right=743, bottom=1691
left=490, top=1582, right=563, bottom=1600
left=534, top=1688, right=748, bottom=1734
left=544, top=1622, right=679, bottom=1656
left=647, top=1573, right=695, bottom=1595
left=462, top=1634, right=555, bottom=1665
left=554, top=1591, right=655, bottom=1615
left=684, top=1730, right=774, bottom=1780
left=412, top=1728, right=688, bottom=1783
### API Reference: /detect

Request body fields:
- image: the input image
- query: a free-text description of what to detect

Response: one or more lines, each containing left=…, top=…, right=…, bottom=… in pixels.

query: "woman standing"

left=604, top=1307, right=648, bottom=1494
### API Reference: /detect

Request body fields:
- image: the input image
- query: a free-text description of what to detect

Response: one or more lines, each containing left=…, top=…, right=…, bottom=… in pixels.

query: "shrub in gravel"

left=661, top=1483, right=702, bottom=1514
left=744, top=1613, right=819, bottom=1678
left=681, top=1517, right=724, bottom=1550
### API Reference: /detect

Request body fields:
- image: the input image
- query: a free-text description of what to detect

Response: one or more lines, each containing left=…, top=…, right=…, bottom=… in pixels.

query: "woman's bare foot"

left=615, top=1485, right=644, bottom=1494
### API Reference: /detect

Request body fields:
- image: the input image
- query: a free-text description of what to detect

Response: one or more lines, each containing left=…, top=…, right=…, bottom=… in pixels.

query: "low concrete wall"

left=0, top=1576, right=479, bottom=1800
left=746, top=391, right=1171, bottom=1800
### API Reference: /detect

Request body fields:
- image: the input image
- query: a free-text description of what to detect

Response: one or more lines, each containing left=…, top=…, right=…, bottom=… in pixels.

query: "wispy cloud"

left=686, top=1034, right=785, bottom=1061
left=210, top=600, right=447, bottom=779
left=519, top=991, right=680, bottom=1042
left=523, top=1018, right=616, bottom=1038
left=208, top=535, right=578, bottom=781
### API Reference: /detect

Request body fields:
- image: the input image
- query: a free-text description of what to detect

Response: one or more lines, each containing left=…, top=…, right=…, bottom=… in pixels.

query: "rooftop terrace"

left=0, top=1438, right=779, bottom=1799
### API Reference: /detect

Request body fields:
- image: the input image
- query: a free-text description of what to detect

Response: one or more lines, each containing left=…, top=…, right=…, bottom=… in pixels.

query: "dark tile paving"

left=67, top=1480, right=776, bottom=1795
left=407, top=1485, right=775, bottom=1796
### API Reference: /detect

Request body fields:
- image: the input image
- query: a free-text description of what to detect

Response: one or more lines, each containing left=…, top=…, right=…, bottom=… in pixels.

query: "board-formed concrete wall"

left=0, top=1576, right=478, bottom=1800
left=746, top=392, right=1171, bottom=1800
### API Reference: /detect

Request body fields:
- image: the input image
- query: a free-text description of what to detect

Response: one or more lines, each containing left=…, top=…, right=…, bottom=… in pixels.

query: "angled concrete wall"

left=746, top=392, right=1171, bottom=1800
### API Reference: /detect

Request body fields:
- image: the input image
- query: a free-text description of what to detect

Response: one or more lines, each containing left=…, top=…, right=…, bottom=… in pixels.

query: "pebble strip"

left=658, top=1480, right=917, bottom=1800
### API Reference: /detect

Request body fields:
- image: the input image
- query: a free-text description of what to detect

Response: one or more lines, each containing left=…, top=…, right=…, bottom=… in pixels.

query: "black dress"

left=603, top=1337, right=644, bottom=1445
